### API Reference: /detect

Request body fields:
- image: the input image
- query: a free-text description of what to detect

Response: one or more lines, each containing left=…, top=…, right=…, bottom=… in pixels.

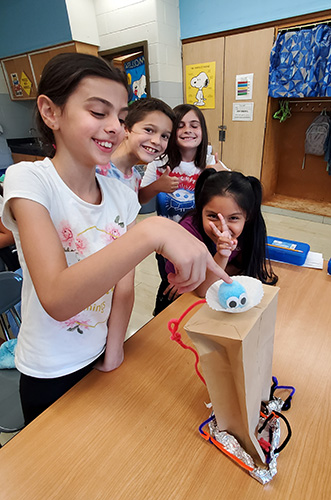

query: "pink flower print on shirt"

left=58, top=221, right=74, bottom=249
left=64, top=315, right=91, bottom=334
left=110, top=227, right=122, bottom=240
left=103, top=225, right=120, bottom=244
left=96, top=163, right=110, bottom=176
left=103, top=215, right=125, bottom=244
left=75, top=234, right=89, bottom=255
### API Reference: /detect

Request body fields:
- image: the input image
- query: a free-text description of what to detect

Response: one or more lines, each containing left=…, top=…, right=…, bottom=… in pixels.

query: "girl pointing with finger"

left=154, top=168, right=278, bottom=314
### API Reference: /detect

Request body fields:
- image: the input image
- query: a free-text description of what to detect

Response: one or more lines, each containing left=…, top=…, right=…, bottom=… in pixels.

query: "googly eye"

left=226, top=296, right=240, bottom=309
left=217, top=279, right=248, bottom=310
left=239, top=293, right=247, bottom=307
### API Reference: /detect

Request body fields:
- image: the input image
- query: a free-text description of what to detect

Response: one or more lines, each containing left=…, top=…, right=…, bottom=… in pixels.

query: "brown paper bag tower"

left=184, top=284, right=279, bottom=467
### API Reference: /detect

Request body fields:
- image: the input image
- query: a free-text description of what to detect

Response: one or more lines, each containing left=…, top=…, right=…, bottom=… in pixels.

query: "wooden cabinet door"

left=1, top=43, right=98, bottom=100
left=11, top=153, right=37, bottom=163
left=182, top=37, right=225, bottom=158
left=222, top=28, right=274, bottom=178
left=29, top=43, right=76, bottom=85
left=182, top=28, right=274, bottom=178
left=2, top=55, right=37, bottom=100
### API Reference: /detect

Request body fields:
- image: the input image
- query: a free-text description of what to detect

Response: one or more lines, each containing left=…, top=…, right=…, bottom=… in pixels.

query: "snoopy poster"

left=186, top=62, right=215, bottom=109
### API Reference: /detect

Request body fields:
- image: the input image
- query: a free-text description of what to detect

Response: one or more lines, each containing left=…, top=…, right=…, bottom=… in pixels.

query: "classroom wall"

left=0, top=0, right=182, bottom=138
left=179, top=0, right=331, bottom=39
left=0, top=0, right=99, bottom=140
left=1, top=1, right=330, bottom=140
left=94, top=0, right=183, bottom=106
left=0, top=0, right=72, bottom=59
left=65, top=0, right=100, bottom=47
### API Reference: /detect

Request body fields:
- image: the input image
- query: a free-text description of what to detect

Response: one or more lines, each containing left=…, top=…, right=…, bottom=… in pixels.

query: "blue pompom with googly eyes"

left=217, top=280, right=248, bottom=310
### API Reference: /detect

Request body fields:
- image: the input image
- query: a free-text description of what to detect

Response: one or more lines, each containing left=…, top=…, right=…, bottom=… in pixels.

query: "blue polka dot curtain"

left=269, top=24, right=331, bottom=98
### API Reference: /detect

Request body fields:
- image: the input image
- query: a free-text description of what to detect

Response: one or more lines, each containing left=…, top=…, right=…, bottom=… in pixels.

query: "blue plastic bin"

left=266, top=236, right=310, bottom=266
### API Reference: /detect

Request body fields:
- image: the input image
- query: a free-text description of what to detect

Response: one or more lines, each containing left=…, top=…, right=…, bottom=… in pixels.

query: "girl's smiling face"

left=53, top=76, right=128, bottom=168
left=127, top=110, right=173, bottom=163
left=202, top=194, right=246, bottom=243
left=176, top=110, right=202, bottom=158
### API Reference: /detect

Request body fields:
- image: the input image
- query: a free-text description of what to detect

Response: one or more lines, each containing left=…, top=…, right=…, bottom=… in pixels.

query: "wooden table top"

left=0, top=262, right=330, bottom=499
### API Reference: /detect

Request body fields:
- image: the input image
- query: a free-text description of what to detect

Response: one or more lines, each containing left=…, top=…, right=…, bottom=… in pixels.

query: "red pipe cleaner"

left=168, top=299, right=207, bottom=385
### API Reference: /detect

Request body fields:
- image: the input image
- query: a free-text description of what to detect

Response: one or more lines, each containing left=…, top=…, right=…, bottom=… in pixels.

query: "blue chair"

left=0, top=368, right=24, bottom=445
left=0, top=271, right=22, bottom=341
left=0, top=272, right=24, bottom=445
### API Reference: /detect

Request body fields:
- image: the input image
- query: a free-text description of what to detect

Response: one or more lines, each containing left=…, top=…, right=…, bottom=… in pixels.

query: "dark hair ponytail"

left=194, top=168, right=216, bottom=206
left=241, top=177, right=278, bottom=285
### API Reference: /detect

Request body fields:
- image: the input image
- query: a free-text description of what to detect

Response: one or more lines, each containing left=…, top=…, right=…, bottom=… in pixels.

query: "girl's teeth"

left=96, top=140, right=113, bottom=148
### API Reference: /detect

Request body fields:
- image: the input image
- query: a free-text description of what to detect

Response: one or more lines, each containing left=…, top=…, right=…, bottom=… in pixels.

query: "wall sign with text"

left=232, top=102, right=254, bottom=121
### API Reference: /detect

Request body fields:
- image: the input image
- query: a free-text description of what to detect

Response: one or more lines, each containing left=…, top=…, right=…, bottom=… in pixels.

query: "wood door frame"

left=221, top=27, right=274, bottom=178
left=182, top=28, right=274, bottom=178
left=99, top=41, right=150, bottom=98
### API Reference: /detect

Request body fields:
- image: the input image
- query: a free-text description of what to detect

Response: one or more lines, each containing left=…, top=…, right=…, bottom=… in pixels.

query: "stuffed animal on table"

left=217, top=280, right=248, bottom=310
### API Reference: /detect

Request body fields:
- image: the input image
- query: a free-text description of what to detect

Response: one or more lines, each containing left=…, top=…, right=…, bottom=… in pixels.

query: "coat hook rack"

left=278, top=20, right=331, bottom=34
left=288, top=99, right=331, bottom=113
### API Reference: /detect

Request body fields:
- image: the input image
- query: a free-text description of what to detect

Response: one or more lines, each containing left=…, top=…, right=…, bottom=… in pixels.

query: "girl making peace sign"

left=155, top=168, right=277, bottom=314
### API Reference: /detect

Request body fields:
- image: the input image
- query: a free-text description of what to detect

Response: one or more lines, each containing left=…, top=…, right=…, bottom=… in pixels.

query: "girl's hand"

left=157, top=218, right=232, bottom=293
left=163, top=283, right=181, bottom=301
left=210, top=213, right=237, bottom=257
left=206, top=152, right=231, bottom=172
left=94, top=344, right=124, bottom=373
left=206, top=151, right=217, bottom=169
left=157, top=166, right=179, bottom=193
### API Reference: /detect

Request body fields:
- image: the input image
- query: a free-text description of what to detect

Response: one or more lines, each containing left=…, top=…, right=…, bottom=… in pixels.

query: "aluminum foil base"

left=208, top=398, right=284, bottom=485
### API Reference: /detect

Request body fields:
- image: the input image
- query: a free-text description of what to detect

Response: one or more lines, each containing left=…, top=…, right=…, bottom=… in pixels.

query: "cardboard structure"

left=184, top=285, right=279, bottom=466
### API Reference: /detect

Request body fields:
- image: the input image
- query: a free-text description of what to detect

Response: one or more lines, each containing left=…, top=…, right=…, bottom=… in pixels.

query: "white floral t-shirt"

left=3, top=158, right=140, bottom=378
left=96, top=161, right=142, bottom=194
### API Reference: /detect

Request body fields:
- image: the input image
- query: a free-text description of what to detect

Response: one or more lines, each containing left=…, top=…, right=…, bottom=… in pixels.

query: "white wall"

left=0, top=0, right=183, bottom=139
left=94, top=0, right=183, bottom=106
left=65, top=0, right=100, bottom=46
